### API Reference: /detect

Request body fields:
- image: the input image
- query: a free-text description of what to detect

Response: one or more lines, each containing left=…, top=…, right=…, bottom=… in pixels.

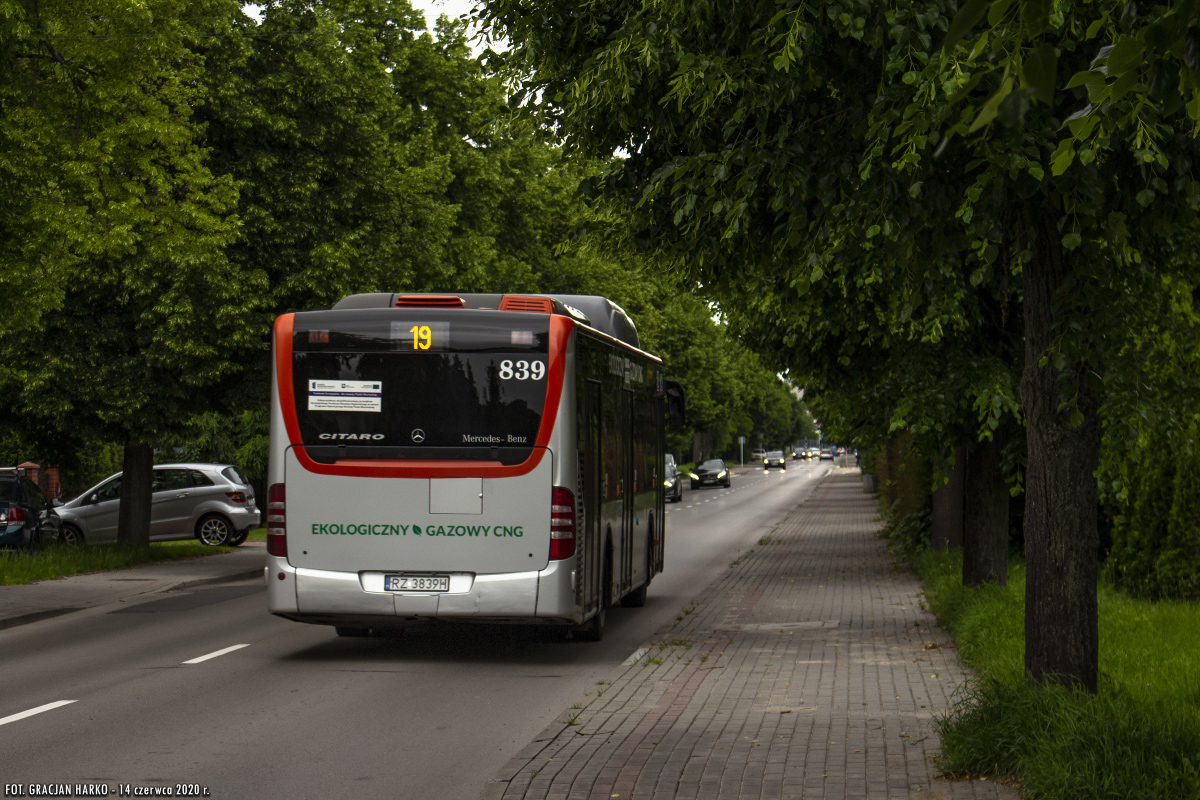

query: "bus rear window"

left=290, top=310, right=551, bottom=463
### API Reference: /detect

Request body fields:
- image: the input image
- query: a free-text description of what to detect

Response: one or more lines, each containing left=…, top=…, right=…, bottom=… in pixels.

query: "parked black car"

left=690, top=459, right=732, bottom=489
left=0, top=467, right=63, bottom=551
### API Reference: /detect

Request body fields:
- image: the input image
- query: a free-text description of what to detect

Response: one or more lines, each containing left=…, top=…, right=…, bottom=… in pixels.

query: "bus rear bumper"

left=268, top=557, right=580, bottom=626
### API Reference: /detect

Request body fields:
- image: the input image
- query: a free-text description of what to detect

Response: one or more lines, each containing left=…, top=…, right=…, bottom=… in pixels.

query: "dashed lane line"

left=183, top=643, right=251, bottom=664
left=0, top=700, right=77, bottom=727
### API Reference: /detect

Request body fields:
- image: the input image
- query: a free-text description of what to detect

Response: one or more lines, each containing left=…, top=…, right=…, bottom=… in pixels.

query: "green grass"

left=245, top=526, right=266, bottom=542
left=0, top=540, right=235, bottom=585
left=914, top=549, right=1200, bottom=799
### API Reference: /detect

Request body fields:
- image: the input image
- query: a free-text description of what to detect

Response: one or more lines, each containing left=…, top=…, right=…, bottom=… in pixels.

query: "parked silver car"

left=57, top=463, right=260, bottom=546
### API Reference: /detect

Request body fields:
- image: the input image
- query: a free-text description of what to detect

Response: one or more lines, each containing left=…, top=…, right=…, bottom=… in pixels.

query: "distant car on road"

left=763, top=450, right=787, bottom=470
left=57, top=463, right=260, bottom=546
left=750, top=448, right=767, bottom=462
left=690, top=459, right=732, bottom=489
left=0, top=467, right=62, bottom=551
left=819, top=447, right=835, bottom=461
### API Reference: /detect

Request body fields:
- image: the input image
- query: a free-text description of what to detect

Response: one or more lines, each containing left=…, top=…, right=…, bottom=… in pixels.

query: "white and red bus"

left=265, top=293, right=684, bottom=640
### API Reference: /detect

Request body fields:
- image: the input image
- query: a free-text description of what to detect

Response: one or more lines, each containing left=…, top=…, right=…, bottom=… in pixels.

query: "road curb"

left=0, top=561, right=266, bottom=631
left=167, top=568, right=266, bottom=593
left=0, top=607, right=86, bottom=632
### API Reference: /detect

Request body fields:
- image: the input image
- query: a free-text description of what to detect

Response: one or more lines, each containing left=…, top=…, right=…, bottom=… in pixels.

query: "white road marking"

left=0, top=700, right=77, bottom=727
left=183, top=643, right=251, bottom=664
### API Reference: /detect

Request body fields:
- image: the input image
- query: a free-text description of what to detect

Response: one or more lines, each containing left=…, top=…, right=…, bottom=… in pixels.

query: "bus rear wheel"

left=621, top=531, right=653, bottom=608
left=575, top=547, right=611, bottom=642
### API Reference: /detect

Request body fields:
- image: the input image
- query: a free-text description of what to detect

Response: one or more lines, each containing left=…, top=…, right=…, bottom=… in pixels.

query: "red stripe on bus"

left=274, top=312, right=573, bottom=479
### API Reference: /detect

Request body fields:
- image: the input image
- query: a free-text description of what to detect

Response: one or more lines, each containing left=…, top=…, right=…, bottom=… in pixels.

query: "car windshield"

left=767, top=451, right=783, bottom=458
left=0, top=479, right=15, bottom=502
left=699, top=459, right=724, bottom=470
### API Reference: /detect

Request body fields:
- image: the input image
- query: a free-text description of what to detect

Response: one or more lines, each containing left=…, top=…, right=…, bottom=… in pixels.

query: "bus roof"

left=331, top=293, right=640, bottom=348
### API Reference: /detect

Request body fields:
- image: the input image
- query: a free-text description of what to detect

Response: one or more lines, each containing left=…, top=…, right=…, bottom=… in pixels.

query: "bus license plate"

left=385, top=574, right=450, bottom=592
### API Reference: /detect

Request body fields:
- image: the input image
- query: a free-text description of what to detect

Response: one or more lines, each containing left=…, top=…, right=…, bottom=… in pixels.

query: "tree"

left=476, top=0, right=1200, bottom=689
left=0, top=0, right=264, bottom=544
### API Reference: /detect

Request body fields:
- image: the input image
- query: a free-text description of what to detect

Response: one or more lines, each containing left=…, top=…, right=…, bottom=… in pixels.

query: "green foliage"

left=1106, top=424, right=1200, bottom=600
left=882, top=507, right=933, bottom=554
left=163, top=409, right=270, bottom=496
left=0, top=0, right=264, bottom=456
left=915, top=549, right=1200, bottom=798
left=475, top=0, right=1200, bottom=450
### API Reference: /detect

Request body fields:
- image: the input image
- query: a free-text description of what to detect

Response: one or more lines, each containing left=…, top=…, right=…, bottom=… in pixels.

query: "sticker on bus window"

left=308, top=380, right=382, bottom=412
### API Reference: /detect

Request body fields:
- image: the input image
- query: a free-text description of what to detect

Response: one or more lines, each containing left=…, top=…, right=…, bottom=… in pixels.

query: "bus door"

left=583, top=381, right=603, bottom=616
left=620, top=389, right=635, bottom=595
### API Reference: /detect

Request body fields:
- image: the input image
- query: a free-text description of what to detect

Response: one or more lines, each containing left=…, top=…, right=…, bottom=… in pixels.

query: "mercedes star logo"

left=411, top=428, right=425, bottom=443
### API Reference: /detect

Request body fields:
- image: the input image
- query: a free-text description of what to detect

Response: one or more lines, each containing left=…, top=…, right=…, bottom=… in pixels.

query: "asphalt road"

left=0, top=458, right=835, bottom=798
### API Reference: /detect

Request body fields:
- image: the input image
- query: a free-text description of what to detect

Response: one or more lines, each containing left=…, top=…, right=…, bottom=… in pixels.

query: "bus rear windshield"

left=291, top=310, right=551, bottom=464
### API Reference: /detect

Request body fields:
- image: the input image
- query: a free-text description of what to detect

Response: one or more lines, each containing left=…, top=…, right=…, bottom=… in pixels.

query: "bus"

left=265, top=292, right=684, bottom=641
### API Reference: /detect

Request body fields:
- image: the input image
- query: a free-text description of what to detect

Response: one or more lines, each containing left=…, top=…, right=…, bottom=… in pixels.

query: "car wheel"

left=196, top=514, right=233, bottom=546
left=25, top=529, right=41, bottom=553
left=724, top=478, right=732, bottom=488
left=335, top=626, right=370, bottom=637
left=226, top=528, right=249, bottom=547
left=58, top=525, right=84, bottom=546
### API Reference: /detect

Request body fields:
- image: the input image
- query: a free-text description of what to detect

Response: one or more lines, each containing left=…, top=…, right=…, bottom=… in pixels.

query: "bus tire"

left=575, top=603, right=605, bottom=642
left=335, top=626, right=370, bottom=637
left=621, top=583, right=647, bottom=608
left=575, top=543, right=611, bottom=642
left=621, top=528, right=653, bottom=608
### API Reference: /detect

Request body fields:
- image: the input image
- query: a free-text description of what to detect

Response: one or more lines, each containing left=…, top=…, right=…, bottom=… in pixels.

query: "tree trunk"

left=1020, top=219, right=1102, bottom=692
left=932, top=446, right=965, bottom=550
left=117, top=442, right=154, bottom=547
left=963, top=436, right=1009, bottom=586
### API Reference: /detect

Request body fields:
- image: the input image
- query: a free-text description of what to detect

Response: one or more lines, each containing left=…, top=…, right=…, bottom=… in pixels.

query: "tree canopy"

left=476, top=0, right=1200, bottom=688
left=0, top=0, right=811, bottom=518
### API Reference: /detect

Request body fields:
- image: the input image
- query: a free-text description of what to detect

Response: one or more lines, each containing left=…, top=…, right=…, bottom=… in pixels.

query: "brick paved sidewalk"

left=481, top=470, right=1018, bottom=800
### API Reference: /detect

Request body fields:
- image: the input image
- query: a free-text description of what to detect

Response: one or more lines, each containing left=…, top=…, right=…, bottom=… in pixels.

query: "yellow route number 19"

left=409, top=325, right=432, bottom=350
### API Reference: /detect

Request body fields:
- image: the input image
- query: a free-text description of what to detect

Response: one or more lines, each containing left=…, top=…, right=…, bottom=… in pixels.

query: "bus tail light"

left=267, top=483, right=287, bottom=557
left=549, top=486, right=576, bottom=560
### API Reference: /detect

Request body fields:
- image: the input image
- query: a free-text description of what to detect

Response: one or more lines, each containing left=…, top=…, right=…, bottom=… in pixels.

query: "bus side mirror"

left=664, top=381, right=686, bottom=427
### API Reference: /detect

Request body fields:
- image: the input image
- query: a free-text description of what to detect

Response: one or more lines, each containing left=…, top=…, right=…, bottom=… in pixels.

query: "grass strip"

left=0, top=540, right=235, bottom=585
left=913, top=549, right=1200, bottom=800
